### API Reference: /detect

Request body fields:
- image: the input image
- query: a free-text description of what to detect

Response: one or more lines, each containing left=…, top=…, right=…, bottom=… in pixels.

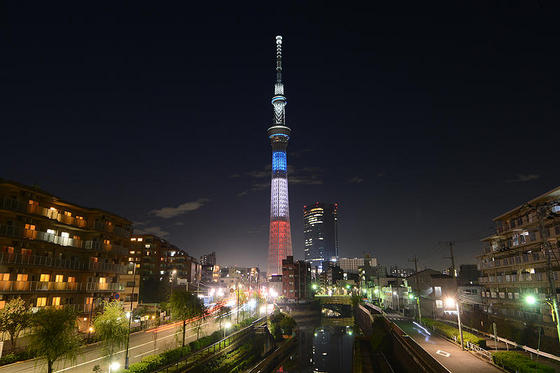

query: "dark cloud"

left=506, top=174, right=541, bottom=183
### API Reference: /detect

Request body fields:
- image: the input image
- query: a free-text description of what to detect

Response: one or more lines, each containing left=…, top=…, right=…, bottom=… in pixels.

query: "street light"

left=445, top=297, right=464, bottom=350
left=525, top=294, right=537, bottom=305
left=108, top=361, right=120, bottom=373
left=524, top=294, right=560, bottom=344
left=224, top=321, right=232, bottom=337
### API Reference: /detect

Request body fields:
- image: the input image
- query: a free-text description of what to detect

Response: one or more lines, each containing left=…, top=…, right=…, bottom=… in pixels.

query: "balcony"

left=0, top=198, right=89, bottom=229
left=0, top=253, right=127, bottom=274
left=0, top=280, right=124, bottom=293
left=0, top=224, right=118, bottom=252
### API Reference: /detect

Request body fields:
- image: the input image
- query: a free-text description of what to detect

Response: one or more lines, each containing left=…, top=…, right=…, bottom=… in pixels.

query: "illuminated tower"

left=267, top=35, right=293, bottom=276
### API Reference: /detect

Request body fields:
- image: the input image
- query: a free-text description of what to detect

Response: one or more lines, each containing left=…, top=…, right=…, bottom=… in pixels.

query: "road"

left=389, top=315, right=502, bottom=373
left=0, top=310, right=243, bottom=373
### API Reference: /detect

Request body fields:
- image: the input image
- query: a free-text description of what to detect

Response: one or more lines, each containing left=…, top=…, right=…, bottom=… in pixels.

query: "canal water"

left=274, top=303, right=355, bottom=372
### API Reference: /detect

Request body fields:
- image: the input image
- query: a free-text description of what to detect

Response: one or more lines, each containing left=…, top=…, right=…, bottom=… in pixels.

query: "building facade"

left=0, top=179, right=131, bottom=329
left=407, top=269, right=457, bottom=318
left=304, top=203, right=339, bottom=269
left=267, top=35, right=293, bottom=276
left=200, top=252, right=216, bottom=266
left=282, top=256, right=311, bottom=302
left=478, top=186, right=560, bottom=337
left=339, top=256, right=375, bottom=274
left=125, top=234, right=201, bottom=303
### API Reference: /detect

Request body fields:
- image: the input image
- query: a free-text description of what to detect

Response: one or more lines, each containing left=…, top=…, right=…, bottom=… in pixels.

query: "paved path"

left=0, top=307, right=247, bottom=373
left=392, top=318, right=502, bottom=373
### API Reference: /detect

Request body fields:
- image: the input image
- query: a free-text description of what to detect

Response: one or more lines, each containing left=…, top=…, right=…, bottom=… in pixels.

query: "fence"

left=435, top=318, right=560, bottom=363
left=153, top=317, right=267, bottom=373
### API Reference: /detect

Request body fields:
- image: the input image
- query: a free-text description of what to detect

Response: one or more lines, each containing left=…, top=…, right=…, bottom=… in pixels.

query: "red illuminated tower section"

left=267, top=35, right=293, bottom=276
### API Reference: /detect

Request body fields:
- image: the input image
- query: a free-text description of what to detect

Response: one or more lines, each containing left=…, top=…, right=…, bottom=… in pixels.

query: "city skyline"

left=2, top=4, right=560, bottom=270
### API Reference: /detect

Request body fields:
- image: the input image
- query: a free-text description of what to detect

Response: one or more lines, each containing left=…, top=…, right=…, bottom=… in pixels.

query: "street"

left=0, top=313, right=229, bottom=373
left=391, top=316, right=502, bottom=373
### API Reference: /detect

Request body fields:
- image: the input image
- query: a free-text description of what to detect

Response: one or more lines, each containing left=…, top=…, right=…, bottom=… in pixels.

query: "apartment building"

left=478, top=186, right=560, bottom=336
left=339, top=257, right=377, bottom=274
left=282, top=256, right=311, bottom=302
left=0, top=179, right=131, bottom=328
left=125, top=234, right=201, bottom=303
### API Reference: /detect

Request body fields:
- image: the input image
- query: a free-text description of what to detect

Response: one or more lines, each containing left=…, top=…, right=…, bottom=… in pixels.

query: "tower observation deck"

left=267, top=35, right=293, bottom=276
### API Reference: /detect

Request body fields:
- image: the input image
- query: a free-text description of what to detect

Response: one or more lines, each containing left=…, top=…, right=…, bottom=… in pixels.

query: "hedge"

left=125, top=316, right=259, bottom=373
left=0, top=351, right=35, bottom=366
left=492, top=351, right=554, bottom=373
left=422, top=318, right=486, bottom=348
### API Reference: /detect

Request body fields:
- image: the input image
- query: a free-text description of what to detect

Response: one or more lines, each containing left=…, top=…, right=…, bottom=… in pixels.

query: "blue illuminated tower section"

left=267, top=35, right=293, bottom=276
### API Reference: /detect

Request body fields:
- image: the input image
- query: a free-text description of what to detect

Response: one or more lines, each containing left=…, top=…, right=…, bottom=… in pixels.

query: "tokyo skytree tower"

left=267, top=35, right=293, bottom=276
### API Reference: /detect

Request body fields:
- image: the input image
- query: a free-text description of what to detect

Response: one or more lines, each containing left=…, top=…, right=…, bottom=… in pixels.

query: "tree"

left=169, top=290, right=205, bottom=346
left=133, top=305, right=150, bottom=329
left=93, top=301, right=128, bottom=361
left=217, top=306, right=231, bottom=330
left=29, top=307, right=81, bottom=373
left=0, top=297, right=31, bottom=350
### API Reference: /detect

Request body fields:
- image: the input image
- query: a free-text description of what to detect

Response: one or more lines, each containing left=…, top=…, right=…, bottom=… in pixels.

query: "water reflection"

left=275, top=324, right=354, bottom=372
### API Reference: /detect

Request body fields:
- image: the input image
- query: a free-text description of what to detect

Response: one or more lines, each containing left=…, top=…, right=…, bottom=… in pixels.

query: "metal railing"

left=0, top=280, right=124, bottom=293
left=153, top=317, right=267, bottom=373
left=0, top=253, right=127, bottom=273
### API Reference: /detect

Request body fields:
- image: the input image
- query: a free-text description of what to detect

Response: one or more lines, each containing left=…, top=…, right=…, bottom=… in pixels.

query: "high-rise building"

left=0, top=179, right=131, bottom=330
left=267, top=35, right=292, bottom=276
left=303, top=202, right=339, bottom=268
left=200, top=251, right=216, bottom=266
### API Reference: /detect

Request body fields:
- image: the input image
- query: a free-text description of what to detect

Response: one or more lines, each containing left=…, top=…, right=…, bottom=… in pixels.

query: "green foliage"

left=492, top=351, right=554, bottom=373
left=422, top=318, right=486, bottom=348
left=93, top=301, right=129, bottom=360
left=0, top=297, right=31, bottom=350
left=28, top=307, right=81, bottom=373
left=268, top=310, right=296, bottom=341
left=0, top=350, right=35, bottom=366
left=168, top=290, right=204, bottom=322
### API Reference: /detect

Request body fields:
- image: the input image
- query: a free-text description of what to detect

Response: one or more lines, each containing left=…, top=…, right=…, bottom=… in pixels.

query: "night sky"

left=2, top=3, right=560, bottom=271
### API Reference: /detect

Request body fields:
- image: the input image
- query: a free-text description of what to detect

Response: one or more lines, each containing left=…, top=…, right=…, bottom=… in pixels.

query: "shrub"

left=492, top=351, right=554, bottom=373
left=422, top=318, right=486, bottom=348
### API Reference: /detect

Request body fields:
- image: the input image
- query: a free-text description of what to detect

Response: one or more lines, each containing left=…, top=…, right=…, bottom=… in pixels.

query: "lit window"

left=0, top=301, right=5, bottom=309
left=40, top=274, right=50, bottom=282
left=36, top=297, right=47, bottom=307
left=145, top=244, right=151, bottom=248
left=129, top=251, right=135, bottom=254
left=136, top=264, right=140, bottom=268
left=52, top=297, right=61, bottom=306
left=16, top=274, right=28, bottom=282
left=61, top=232, right=69, bottom=238
left=55, top=275, right=64, bottom=282
left=0, top=273, right=9, bottom=281
left=435, top=300, right=443, bottom=308
left=103, top=240, right=110, bottom=245
left=64, top=211, right=72, bottom=217
left=85, top=297, right=93, bottom=305
left=137, top=238, right=143, bottom=242
left=24, top=224, right=36, bottom=230
left=28, top=200, right=34, bottom=205
left=131, top=238, right=136, bottom=241
left=434, top=286, right=442, bottom=297
left=47, top=229, right=55, bottom=235
left=67, top=276, right=76, bottom=283
left=21, top=248, right=31, bottom=256
left=99, top=277, right=106, bottom=284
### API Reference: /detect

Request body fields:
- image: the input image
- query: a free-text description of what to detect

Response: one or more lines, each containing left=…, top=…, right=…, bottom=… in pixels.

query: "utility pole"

left=442, top=241, right=456, bottom=277
left=534, top=203, right=560, bottom=343
left=409, top=256, right=421, bottom=322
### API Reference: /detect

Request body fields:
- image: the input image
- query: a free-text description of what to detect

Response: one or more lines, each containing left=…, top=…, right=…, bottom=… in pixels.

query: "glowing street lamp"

left=108, top=361, right=120, bottom=373
left=445, top=297, right=464, bottom=350
left=525, top=294, right=537, bottom=305
left=224, top=321, right=232, bottom=337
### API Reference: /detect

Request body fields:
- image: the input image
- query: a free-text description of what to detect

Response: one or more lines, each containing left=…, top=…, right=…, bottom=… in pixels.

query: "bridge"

left=316, top=295, right=354, bottom=326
